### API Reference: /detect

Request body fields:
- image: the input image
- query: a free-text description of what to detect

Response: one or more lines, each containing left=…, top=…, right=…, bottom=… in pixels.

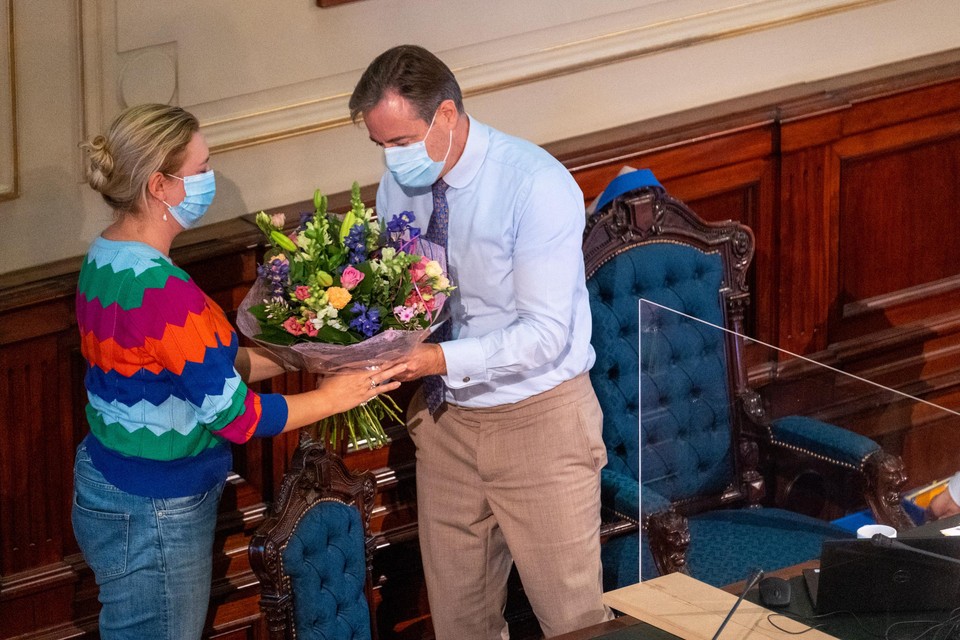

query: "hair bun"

left=82, top=134, right=115, bottom=191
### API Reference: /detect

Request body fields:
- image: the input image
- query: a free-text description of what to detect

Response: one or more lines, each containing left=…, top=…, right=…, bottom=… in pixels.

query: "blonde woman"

left=73, top=103, right=403, bottom=639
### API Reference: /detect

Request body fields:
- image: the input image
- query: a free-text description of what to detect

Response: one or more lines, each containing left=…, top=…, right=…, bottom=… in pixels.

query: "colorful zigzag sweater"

left=76, top=237, right=287, bottom=498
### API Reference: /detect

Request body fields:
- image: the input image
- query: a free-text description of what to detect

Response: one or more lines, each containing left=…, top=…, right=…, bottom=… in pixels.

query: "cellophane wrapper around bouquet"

left=236, top=182, right=454, bottom=449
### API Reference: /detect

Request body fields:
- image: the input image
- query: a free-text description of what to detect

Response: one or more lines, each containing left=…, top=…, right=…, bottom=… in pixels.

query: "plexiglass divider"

left=633, top=298, right=960, bottom=584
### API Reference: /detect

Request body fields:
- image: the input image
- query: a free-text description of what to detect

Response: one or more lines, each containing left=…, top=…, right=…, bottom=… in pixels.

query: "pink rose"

left=340, top=266, right=365, bottom=290
left=294, top=285, right=311, bottom=301
left=409, top=256, right=429, bottom=282
left=282, top=317, right=304, bottom=335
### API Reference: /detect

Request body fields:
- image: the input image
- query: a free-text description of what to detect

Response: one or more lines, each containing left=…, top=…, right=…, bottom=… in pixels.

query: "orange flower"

left=326, top=286, right=352, bottom=310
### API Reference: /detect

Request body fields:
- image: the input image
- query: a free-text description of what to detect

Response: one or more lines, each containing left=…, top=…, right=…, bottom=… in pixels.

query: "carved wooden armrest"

left=863, top=450, right=915, bottom=531
left=647, top=509, right=692, bottom=577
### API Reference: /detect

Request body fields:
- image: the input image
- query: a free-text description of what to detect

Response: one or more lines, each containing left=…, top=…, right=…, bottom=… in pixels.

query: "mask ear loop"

left=159, top=173, right=183, bottom=222
left=425, top=108, right=454, bottom=167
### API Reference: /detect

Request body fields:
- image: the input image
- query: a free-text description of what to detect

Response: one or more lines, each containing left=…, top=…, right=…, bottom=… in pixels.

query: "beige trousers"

left=407, top=373, right=612, bottom=639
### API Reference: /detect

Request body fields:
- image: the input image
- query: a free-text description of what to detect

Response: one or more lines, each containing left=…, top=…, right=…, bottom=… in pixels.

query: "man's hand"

left=387, top=343, right=446, bottom=381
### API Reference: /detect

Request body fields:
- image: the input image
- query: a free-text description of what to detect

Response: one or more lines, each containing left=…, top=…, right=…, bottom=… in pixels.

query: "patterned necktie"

left=422, top=180, right=450, bottom=414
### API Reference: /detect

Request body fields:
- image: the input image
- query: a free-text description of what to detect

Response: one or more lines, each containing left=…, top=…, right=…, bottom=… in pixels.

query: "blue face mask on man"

left=383, top=109, right=452, bottom=189
left=163, top=169, right=216, bottom=228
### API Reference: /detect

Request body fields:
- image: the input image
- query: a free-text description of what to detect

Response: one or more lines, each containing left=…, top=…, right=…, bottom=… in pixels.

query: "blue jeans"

left=72, top=443, right=225, bottom=640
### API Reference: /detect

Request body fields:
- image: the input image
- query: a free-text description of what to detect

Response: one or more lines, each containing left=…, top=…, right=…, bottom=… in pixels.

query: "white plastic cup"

left=857, top=524, right=897, bottom=539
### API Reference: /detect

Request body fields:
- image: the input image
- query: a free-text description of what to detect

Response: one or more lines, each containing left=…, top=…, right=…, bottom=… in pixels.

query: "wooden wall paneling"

left=565, top=125, right=778, bottom=347
left=0, top=333, right=78, bottom=636
left=667, top=157, right=778, bottom=343
left=834, top=125, right=960, bottom=340
left=777, top=144, right=834, bottom=355
left=565, top=125, right=775, bottom=203
left=772, top=77, right=960, bottom=493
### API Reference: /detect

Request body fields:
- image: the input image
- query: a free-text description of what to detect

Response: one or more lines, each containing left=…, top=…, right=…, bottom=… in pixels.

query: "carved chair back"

left=249, top=436, right=378, bottom=640
left=585, top=185, right=760, bottom=517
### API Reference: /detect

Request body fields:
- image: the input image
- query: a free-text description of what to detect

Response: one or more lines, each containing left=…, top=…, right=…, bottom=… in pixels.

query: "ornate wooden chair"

left=584, top=180, right=914, bottom=589
left=249, top=436, right=378, bottom=640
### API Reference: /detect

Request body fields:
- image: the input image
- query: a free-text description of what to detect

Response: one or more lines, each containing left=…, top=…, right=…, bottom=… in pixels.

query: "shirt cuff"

left=255, top=393, right=288, bottom=437
left=440, top=337, right=487, bottom=389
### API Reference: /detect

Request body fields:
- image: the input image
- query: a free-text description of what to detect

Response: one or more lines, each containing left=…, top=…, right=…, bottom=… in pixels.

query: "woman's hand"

left=281, top=363, right=406, bottom=433
left=315, top=364, right=406, bottom=415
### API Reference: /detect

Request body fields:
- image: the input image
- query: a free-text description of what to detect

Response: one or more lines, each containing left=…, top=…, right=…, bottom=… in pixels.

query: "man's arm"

left=929, top=473, right=960, bottom=520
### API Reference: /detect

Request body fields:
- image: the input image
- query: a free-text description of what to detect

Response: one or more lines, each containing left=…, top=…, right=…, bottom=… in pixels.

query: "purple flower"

left=298, top=211, right=313, bottom=231
left=344, top=224, right=367, bottom=264
left=257, top=255, right=290, bottom=296
left=349, top=302, right=381, bottom=338
left=387, top=211, right=415, bottom=234
left=386, top=211, right=420, bottom=251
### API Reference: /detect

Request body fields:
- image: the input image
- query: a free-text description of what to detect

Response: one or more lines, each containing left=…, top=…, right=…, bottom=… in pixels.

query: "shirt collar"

left=441, top=115, right=487, bottom=190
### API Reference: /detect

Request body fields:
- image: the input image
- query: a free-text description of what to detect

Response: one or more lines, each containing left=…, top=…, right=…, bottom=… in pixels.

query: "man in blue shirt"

left=350, top=45, right=611, bottom=638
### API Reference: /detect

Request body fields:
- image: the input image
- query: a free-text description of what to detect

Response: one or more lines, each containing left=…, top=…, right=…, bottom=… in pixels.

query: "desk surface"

left=558, top=514, right=960, bottom=640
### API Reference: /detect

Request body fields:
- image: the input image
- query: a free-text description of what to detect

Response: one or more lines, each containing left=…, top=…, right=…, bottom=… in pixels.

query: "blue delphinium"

left=257, top=255, right=290, bottom=296
left=349, top=303, right=381, bottom=338
left=386, top=211, right=420, bottom=251
left=344, top=224, right=367, bottom=265
left=298, top=211, right=313, bottom=232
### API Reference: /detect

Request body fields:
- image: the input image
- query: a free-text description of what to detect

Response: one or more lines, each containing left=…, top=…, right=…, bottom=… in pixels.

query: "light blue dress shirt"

left=376, top=116, right=596, bottom=408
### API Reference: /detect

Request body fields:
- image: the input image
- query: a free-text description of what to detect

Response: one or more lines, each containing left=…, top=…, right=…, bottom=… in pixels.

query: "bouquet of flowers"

left=237, top=182, right=454, bottom=449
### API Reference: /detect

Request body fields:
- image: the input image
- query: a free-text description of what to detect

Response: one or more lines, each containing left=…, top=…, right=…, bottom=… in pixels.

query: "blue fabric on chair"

left=770, top=416, right=880, bottom=468
left=685, top=509, right=855, bottom=587
left=282, top=500, right=372, bottom=640
left=590, top=243, right=734, bottom=506
left=601, top=530, right=657, bottom=592
left=593, top=169, right=663, bottom=214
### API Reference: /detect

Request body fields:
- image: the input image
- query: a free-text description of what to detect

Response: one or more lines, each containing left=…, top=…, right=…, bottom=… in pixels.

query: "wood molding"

left=0, top=0, right=17, bottom=200
left=79, top=0, right=896, bottom=153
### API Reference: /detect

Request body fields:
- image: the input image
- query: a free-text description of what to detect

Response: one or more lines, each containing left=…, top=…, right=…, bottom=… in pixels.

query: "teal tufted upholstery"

left=249, top=439, right=377, bottom=640
left=684, top=509, right=851, bottom=587
left=591, top=243, right=734, bottom=505
left=282, top=500, right=372, bottom=640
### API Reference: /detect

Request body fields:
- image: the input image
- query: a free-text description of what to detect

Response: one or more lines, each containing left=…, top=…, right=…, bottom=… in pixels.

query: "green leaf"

left=255, top=326, right=298, bottom=345
left=314, top=325, right=362, bottom=345
left=249, top=304, right=269, bottom=323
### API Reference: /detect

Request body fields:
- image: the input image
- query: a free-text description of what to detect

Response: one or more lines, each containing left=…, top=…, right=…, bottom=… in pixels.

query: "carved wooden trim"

left=248, top=435, right=379, bottom=640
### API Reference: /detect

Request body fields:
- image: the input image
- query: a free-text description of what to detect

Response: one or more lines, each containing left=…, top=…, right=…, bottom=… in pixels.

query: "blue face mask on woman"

left=383, top=110, right=452, bottom=189
left=163, top=169, right=216, bottom=228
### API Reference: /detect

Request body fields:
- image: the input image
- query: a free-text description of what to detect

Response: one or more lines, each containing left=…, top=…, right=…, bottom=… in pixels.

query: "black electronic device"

left=811, top=535, right=960, bottom=613
left=758, top=576, right=792, bottom=607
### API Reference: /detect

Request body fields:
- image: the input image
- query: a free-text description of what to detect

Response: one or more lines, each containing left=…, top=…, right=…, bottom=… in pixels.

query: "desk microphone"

left=871, top=533, right=960, bottom=567
left=711, top=568, right=764, bottom=640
